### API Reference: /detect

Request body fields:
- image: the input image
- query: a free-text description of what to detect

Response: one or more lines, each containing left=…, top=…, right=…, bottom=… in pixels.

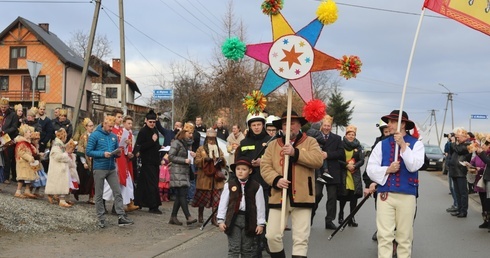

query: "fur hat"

left=27, top=107, right=38, bottom=117
left=272, top=110, right=308, bottom=129
left=38, top=101, right=46, bottom=109
left=381, top=110, right=415, bottom=130
left=230, top=156, right=253, bottom=173
left=183, top=122, right=195, bottom=133
left=345, top=125, right=357, bottom=135
left=59, top=109, right=68, bottom=116
left=14, top=104, right=23, bottom=111
left=206, top=128, right=217, bottom=138
left=0, top=98, right=9, bottom=106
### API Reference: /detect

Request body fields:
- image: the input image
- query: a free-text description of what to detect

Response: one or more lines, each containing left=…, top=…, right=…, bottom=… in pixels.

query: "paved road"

left=157, top=171, right=490, bottom=257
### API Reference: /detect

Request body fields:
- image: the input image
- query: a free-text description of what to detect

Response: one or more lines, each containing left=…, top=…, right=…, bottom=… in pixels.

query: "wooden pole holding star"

left=221, top=0, right=362, bottom=233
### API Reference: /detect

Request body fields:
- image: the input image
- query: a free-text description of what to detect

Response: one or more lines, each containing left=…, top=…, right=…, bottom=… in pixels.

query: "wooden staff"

left=280, top=85, right=293, bottom=231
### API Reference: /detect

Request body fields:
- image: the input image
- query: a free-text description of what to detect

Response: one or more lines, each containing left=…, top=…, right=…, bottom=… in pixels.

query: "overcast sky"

left=2, top=0, right=489, bottom=147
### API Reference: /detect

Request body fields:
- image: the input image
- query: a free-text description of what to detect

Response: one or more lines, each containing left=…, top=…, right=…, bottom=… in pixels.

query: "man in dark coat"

left=216, top=119, right=229, bottom=141
left=52, top=109, right=73, bottom=143
left=195, top=116, right=206, bottom=133
left=311, top=115, right=345, bottom=229
left=36, top=102, right=54, bottom=152
left=134, top=110, right=163, bottom=214
left=448, top=128, right=472, bottom=218
left=0, top=98, right=19, bottom=183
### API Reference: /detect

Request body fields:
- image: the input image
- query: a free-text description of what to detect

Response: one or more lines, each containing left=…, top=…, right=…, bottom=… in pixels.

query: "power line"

left=171, top=0, right=224, bottom=37
left=185, top=0, right=225, bottom=33
left=100, top=5, right=165, bottom=79
left=319, top=1, right=448, bottom=19
left=0, top=0, right=88, bottom=2
left=99, top=3, right=195, bottom=63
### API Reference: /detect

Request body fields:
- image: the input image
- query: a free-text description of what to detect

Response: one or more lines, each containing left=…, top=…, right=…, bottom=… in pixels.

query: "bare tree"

left=312, top=71, right=342, bottom=102
left=67, top=30, right=112, bottom=60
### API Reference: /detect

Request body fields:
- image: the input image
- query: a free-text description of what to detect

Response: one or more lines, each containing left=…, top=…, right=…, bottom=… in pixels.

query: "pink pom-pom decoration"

left=302, top=99, right=327, bottom=122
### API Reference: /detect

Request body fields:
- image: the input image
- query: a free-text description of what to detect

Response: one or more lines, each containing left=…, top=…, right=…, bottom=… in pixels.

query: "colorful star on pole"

left=245, top=10, right=339, bottom=102
left=220, top=0, right=361, bottom=102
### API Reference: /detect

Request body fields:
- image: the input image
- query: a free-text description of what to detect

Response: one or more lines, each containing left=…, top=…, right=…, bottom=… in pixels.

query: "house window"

left=106, top=87, right=118, bottom=99
left=0, top=76, right=8, bottom=91
left=9, top=47, right=27, bottom=69
left=22, top=75, right=46, bottom=91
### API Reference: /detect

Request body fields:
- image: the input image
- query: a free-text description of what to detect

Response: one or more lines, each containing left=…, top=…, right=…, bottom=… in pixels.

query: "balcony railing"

left=0, top=90, right=41, bottom=102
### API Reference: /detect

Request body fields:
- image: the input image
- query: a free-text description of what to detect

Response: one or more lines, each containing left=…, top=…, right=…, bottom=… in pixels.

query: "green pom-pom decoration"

left=222, top=37, right=246, bottom=61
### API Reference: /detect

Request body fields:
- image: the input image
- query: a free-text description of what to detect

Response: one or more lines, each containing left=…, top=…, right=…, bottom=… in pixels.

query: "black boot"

left=479, top=212, right=489, bottom=229
left=348, top=217, right=358, bottom=227
left=338, top=211, right=344, bottom=225
left=270, top=249, right=286, bottom=258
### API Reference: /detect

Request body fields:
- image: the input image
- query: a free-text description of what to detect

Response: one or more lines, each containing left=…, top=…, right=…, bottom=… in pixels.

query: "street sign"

left=153, top=89, right=173, bottom=100
left=470, top=114, right=487, bottom=119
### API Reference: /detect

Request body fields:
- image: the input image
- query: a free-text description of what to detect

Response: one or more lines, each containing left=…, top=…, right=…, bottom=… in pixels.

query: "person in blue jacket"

left=86, top=115, right=133, bottom=228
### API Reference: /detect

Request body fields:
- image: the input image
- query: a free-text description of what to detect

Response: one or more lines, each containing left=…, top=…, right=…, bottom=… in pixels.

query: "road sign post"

left=469, top=114, right=487, bottom=131
left=153, top=89, right=174, bottom=127
left=26, top=60, right=42, bottom=107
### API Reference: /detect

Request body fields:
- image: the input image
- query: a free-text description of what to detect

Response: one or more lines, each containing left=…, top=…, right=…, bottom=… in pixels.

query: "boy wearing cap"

left=217, top=156, right=266, bottom=257
left=367, top=110, right=425, bottom=258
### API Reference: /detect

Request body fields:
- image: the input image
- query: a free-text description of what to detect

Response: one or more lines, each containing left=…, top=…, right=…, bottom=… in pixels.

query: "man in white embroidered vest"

left=367, top=110, right=425, bottom=258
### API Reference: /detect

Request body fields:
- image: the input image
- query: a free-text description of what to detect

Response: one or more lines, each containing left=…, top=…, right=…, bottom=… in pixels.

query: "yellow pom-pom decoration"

left=316, top=0, right=338, bottom=25
left=242, top=90, right=267, bottom=115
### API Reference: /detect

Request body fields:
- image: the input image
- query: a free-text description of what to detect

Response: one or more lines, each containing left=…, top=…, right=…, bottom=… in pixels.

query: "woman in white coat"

left=45, top=129, right=78, bottom=207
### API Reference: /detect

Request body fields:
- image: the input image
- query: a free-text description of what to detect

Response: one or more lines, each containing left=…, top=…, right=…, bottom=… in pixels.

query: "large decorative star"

left=245, top=13, right=339, bottom=102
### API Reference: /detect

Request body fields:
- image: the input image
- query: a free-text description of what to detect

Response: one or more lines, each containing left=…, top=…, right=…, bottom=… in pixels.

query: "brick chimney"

left=112, top=58, right=121, bottom=72
left=38, top=23, right=49, bottom=33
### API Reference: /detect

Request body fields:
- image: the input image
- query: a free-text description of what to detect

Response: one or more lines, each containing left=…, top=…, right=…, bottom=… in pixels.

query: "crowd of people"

left=2, top=97, right=490, bottom=258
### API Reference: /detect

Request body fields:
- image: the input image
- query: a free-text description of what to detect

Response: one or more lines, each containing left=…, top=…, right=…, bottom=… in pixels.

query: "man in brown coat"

left=260, top=111, right=323, bottom=258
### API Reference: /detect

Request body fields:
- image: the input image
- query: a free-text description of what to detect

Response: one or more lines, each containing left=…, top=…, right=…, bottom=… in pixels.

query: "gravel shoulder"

left=0, top=183, right=216, bottom=257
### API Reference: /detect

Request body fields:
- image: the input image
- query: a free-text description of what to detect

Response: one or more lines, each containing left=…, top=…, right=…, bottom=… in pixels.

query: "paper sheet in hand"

left=119, top=129, right=130, bottom=148
left=0, top=134, right=11, bottom=145
left=111, top=148, right=122, bottom=156
left=187, top=150, right=194, bottom=164
left=159, top=146, right=171, bottom=152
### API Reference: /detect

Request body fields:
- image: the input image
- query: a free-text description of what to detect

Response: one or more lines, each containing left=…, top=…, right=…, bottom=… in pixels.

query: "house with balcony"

left=0, top=16, right=98, bottom=118
left=89, top=56, right=148, bottom=127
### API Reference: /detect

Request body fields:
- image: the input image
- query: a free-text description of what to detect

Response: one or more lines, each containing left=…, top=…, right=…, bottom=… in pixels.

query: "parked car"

left=361, top=143, right=372, bottom=157
left=424, top=144, right=444, bottom=171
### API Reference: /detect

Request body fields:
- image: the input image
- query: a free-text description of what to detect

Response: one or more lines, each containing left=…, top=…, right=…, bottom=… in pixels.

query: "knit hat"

left=206, top=128, right=217, bottom=138
left=345, top=125, right=357, bottom=135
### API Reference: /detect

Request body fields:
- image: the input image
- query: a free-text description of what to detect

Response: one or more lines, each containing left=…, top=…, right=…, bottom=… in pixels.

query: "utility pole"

left=119, top=0, right=127, bottom=115
left=428, top=109, right=440, bottom=146
left=438, top=83, right=456, bottom=146
left=73, top=0, right=101, bottom=130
